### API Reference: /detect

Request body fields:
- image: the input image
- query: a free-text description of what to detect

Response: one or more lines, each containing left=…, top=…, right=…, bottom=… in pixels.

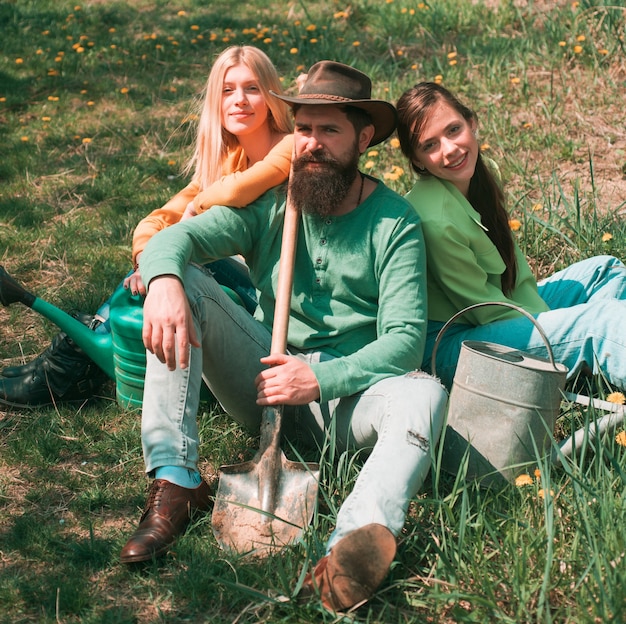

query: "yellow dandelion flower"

left=606, top=392, right=625, bottom=404
left=191, top=25, right=199, bottom=31
left=15, top=58, right=24, bottom=64
left=47, top=70, right=58, bottom=76
left=390, top=138, right=400, bottom=149
left=76, top=46, right=85, bottom=53
left=559, top=41, right=567, bottom=47
left=447, top=52, right=457, bottom=59
left=0, top=97, right=6, bottom=102
left=411, top=63, right=418, bottom=70
left=515, top=474, right=533, bottom=486
left=263, top=38, right=272, bottom=44
left=510, top=77, right=521, bottom=84
left=434, top=74, right=443, bottom=84
left=87, top=101, right=94, bottom=106
left=368, top=150, right=379, bottom=157
left=410, top=8, right=415, bottom=14
left=449, top=59, right=457, bottom=66
left=155, top=44, right=162, bottom=50
left=109, top=27, right=116, bottom=33
left=480, top=143, right=490, bottom=152
left=573, top=45, right=583, bottom=54
left=167, top=159, right=176, bottom=166
left=290, top=47, right=298, bottom=54
left=36, top=49, right=43, bottom=55
left=353, top=41, right=360, bottom=47
left=364, top=160, right=375, bottom=169
left=82, top=137, right=92, bottom=144
left=532, top=203, right=543, bottom=211
left=602, top=232, right=614, bottom=242
left=42, top=30, right=50, bottom=35
left=572, top=2, right=580, bottom=7
left=538, top=488, right=554, bottom=499
left=55, top=56, right=63, bottom=62
left=177, top=10, right=186, bottom=16
left=383, top=165, right=405, bottom=181
left=306, top=24, right=316, bottom=31
left=20, top=136, right=29, bottom=142
left=598, top=48, right=609, bottom=55
left=616, top=430, right=626, bottom=447
left=120, top=87, right=129, bottom=94
left=310, top=38, right=318, bottom=44
left=334, top=11, right=348, bottom=19
left=42, top=116, right=51, bottom=122
left=509, top=219, right=522, bottom=231
left=534, top=468, right=541, bottom=478
left=576, top=35, right=586, bottom=42
left=386, top=0, right=393, bottom=3
left=523, top=122, right=532, bottom=129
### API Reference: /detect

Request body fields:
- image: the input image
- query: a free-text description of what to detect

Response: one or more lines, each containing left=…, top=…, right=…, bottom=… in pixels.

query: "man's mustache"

left=293, top=152, right=340, bottom=170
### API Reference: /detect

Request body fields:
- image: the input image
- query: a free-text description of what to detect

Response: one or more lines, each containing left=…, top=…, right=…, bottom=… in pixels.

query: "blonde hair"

left=184, top=46, right=292, bottom=190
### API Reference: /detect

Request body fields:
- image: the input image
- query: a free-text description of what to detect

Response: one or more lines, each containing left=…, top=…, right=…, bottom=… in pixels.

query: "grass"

left=1, top=0, right=626, bottom=622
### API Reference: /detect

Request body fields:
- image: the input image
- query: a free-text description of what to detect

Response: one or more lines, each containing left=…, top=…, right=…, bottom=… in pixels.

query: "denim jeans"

left=424, top=255, right=626, bottom=390
left=141, top=264, right=448, bottom=550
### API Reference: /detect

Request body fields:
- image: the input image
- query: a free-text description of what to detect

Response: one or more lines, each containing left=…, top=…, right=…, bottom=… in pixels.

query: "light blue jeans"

left=424, top=255, right=626, bottom=390
left=141, top=264, right=448, bottom=550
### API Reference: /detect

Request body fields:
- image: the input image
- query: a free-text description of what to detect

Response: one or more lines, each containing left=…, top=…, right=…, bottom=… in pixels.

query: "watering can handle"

left=431, top=301, right=560, bottom=378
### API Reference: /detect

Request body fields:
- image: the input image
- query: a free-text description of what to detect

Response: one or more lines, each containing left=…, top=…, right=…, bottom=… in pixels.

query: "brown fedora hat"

left=272, top=60, right=397, bottom=146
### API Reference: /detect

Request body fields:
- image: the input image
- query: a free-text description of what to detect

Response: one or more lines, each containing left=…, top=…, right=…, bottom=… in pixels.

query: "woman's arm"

left=131, top=134, right=293, bottom=263
left=191, top=134, right=293, bottom=213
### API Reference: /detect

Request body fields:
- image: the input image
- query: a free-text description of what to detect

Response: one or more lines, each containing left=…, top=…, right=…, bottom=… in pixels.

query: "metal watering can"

left=432, top=302, right=626, bottom=487
left=0, top=266, right=241, bottom=408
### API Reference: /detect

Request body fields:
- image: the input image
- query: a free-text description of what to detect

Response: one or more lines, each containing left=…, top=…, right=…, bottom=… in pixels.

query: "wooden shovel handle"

left=270, top=196, right=299, bottom=355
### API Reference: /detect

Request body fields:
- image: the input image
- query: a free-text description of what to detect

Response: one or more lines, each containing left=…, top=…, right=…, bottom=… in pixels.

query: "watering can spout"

left=0, top=265, right=116, bottom=380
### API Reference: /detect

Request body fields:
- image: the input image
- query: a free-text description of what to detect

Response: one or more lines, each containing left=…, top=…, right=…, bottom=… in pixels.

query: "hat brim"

left=271, top=91, right=397, bottom=146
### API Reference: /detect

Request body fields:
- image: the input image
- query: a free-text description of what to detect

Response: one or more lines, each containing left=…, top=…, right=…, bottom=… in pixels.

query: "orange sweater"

left=131, top=134, right=293, bottom=264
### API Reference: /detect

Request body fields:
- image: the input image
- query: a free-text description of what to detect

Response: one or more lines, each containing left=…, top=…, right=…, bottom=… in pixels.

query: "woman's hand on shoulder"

left=180, top=201, right=197, bottom=221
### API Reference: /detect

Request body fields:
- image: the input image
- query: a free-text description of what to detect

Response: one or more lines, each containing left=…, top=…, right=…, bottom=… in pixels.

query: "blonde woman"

left=0, top=45, right=293, bottom=408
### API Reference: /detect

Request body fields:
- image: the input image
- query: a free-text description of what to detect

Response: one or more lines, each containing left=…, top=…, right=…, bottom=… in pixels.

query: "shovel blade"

left=211, top=453, right=319, bottom=556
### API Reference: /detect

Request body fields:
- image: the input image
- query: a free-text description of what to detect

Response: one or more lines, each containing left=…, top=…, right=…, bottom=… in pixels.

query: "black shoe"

left=2, top=313, right=94, bottom=379
left=0, top=325, right=108, bottom=408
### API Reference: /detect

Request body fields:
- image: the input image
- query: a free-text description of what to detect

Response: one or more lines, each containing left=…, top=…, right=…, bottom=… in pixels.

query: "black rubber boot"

left=2, top=313, right=94, bottom=378
left=0, top=317, right=108, bottom=408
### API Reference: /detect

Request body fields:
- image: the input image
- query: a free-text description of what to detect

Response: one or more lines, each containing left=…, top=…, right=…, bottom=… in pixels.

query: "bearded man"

left=119, top=61, right=448, bottom=613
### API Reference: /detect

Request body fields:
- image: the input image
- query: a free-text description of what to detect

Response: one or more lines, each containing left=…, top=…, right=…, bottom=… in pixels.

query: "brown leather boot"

left=301, top=523, right=397, bottom=612
left=120, top=479, right=213, bottom=564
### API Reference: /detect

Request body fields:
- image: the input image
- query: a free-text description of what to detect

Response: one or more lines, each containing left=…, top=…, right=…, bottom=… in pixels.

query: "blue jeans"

left=141, top=264, right=448, bottom=550
left=424, top=255, right=626, bottom=390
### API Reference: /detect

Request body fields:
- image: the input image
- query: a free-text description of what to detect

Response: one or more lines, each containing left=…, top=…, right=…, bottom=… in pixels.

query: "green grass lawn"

left=1, top=1, right=625, bottom=622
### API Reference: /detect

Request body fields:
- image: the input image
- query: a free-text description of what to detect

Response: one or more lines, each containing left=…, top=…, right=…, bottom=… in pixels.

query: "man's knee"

left=381, top=371, right=448, bottom=431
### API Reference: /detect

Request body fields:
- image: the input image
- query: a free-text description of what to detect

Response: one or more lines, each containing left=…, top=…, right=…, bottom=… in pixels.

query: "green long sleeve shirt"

left=405, top=176, right=549, bottom=326
left=140, top=179, right=428, bottom=402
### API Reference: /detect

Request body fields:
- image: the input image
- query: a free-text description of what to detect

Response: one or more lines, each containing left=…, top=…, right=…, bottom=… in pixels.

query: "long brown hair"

left=396, top=82, right=517, bottom=295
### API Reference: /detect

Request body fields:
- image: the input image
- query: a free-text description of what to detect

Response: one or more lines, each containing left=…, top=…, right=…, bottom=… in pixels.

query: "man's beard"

left=289, top=148, right=360, bottom=217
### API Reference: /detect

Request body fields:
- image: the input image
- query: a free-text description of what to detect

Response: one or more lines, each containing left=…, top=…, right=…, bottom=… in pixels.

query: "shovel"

left=211, top=195, right=320, bottom=556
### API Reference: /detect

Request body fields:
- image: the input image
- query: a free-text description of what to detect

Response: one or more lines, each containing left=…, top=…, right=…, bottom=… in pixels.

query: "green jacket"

left=405, top=176, right=549, bottom=326
left=140, top=179, right=428, bottom=402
